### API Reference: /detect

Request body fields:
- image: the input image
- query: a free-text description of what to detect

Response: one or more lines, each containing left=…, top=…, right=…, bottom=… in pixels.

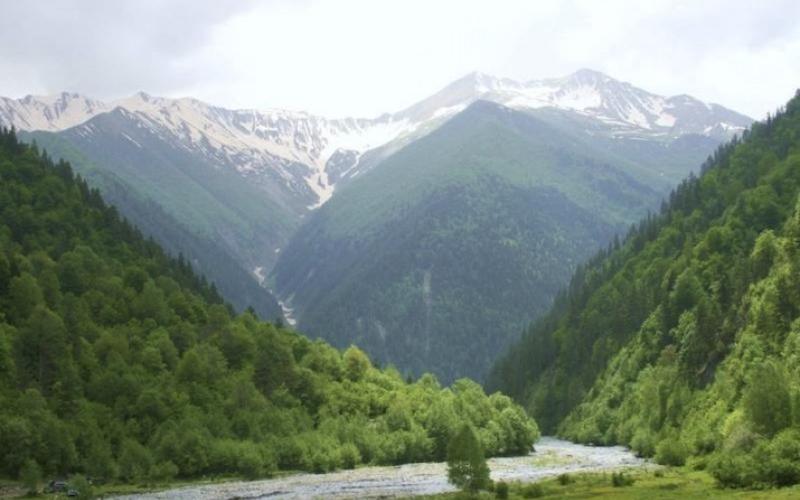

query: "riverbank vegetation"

left=420, top=468, right=800, bottom=499
left=490, top=91, right=800, bottom=490
left=447, top=424, right=491, bottom=493
left=0, top=127, right=539, bottom=491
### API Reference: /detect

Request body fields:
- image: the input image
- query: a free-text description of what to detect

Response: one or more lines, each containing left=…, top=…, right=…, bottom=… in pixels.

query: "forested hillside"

left=0, top=127, right=538, bottom=484
left=23, top=108, right=296, bottom=320
left=490, top=90, right=800, bottom=487
left=273, top=100, right=662, bottom=384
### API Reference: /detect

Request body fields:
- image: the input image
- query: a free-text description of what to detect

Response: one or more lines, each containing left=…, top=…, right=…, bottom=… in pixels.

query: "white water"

left=112, top=437, right=648, bottom=500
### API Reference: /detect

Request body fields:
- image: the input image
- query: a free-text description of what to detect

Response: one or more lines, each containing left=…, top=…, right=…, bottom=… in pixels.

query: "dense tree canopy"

left=489, top=90, right=800, bottom=488
left=0, top=128, right=538, bottom=484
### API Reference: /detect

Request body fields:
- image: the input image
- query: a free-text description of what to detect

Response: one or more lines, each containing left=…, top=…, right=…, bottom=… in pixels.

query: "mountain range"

left=0, top=69, right=751, bottom=210
left=0, top=69, right=753, bottom=381
left=489, top=89, right=800, bottom=488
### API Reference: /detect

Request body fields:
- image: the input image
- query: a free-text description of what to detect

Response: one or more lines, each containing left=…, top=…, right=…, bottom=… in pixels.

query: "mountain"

left=1, top=91, right=422, bottom=210
left=0, top=70, right=752, bottom=207
left=0, top=127, right=538, bottom=484
left=1, top=92, right=432, bottom=317
left=397, top=69, right=751, bottom=140
left=0, top=70, right=752, bottom=358
left=272, top=100, right=681, bottom=384
left=20, top=108, right=294, bottom=321
left=489, top=90, right=800, bottom=488
left=341, top=70, right=752, bottom=192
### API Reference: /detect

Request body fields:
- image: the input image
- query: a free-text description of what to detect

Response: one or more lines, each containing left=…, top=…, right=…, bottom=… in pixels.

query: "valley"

left=0, top=69, right=751, bottom=383
left=2, top=5, right=798, bottom=495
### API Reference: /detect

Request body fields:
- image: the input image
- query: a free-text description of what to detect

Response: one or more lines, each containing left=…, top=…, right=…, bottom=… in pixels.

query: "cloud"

left=0, top=0, right=257, bottom=97
left=0, top=0, right=797, bottom=119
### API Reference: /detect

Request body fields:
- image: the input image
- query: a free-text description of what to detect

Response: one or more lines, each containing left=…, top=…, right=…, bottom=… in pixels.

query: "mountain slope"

left=26, top=131, right=284, bottom=320
left=397, top=69, right=751, bottom=140
left=0, top=91, right=422, bottom=207
left=272, top=100, right=664, bottom=383
left=0, top=71, right=752, bottom=326
left=21, top=109, right=292, bottom=319
left=0, top=70, right=752, bottom=207
left=0, top=127, right=538, bottom=483
left=489, top=90, right=800, bottom=488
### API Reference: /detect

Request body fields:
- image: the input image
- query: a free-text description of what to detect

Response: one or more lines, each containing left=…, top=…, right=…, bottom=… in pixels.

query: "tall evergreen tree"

left=446, top=424, right=490, bottom=493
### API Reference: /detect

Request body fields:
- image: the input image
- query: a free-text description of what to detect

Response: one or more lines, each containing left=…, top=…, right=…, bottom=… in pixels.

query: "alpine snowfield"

left=0, top=69, right=752, bottom=210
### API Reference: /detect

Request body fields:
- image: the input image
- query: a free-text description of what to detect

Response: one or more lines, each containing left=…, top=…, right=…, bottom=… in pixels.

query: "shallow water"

left=112, top=437, right=647, bottom=500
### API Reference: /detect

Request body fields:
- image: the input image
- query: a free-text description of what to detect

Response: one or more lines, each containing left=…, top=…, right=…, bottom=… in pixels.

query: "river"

left=112, top=437, right=648, bottom=499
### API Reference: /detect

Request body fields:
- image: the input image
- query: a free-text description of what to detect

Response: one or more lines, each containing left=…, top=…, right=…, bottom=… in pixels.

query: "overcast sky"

left=1, top=0, right=798, bottom=119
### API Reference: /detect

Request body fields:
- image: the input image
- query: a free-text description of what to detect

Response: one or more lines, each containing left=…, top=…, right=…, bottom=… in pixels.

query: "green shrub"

left=19, top=459, right=41, bottom=495
left=68, top=474, right=93, bottom=500
left=309, top=439, right=342, bottom=473
left=686, top=454, right=708, bottom=471
left=767, top=457, right=800, bottom=487
left=521, top=483, right=544, bottom=498
left=118, top=439, right=154, bottom=482
left=611, top=472, right=634, bottom=487
left=557, top=473, right=573, bottom=485
left=710, top=430, right=800, bottom=488
left=236, top=445, right=265, bottom=479
left=495, top=480, right=509, bottom=499
left=259, top=446, right=278, bottom=477
left=655, top=439, right=688, bottom=466
left=340, top=443, right=361, bottom=469
left=708, top=452, right=758, bottom=488
left=274, top=437, right=309, bottom=470
left=769, top=429, right=800, bottom=463
left=762, top=430, right=800, bottom=486
left=630, top=428, right=656, bottom=457
left=743, top=361, right=792, bottom=437
left=148, top=461, right=179, bottom=482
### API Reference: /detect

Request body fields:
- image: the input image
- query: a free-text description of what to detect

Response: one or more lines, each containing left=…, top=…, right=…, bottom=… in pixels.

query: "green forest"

left=0, top=127, right=538, bottom=485
left=272, top=101, right=661, bottom=384
left=24, top=124, right=289, bottom=321
left=490, top=90, right=800, bottom=488
left=3, top=74, right=799, bottom=499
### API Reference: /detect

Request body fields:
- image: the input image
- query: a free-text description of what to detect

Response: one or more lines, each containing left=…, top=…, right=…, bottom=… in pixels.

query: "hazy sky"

left=1, top=0, right=798, bottom=119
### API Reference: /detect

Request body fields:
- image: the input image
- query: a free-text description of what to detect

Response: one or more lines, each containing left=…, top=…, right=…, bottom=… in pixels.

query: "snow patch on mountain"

left=405, top=69, right=752, bottom=140
left=0, top=92, right=110, bottom=131
left=0, top=69, right=753, bottom=209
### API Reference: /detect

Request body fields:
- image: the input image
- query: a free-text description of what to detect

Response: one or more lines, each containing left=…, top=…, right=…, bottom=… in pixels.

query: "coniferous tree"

left=446, top=424, right=490, bottom=493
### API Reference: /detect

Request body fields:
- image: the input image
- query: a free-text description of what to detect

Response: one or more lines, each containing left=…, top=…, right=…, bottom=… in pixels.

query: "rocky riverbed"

left=112, top=437, right=648, bottom=499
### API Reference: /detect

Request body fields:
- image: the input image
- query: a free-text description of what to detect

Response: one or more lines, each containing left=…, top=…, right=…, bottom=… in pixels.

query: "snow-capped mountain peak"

left=109, top=93, right=418, bottom=208
left=0, top=70, right=752, bottom=209
left=0, top=92, right=110, bottom=131
left=398, top=69, right=752, bottom=139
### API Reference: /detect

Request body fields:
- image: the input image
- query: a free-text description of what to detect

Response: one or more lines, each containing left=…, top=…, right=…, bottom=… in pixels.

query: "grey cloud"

left=0, top=0, right=257, bottom=97
left=0, top=0, right=796, bottom=119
